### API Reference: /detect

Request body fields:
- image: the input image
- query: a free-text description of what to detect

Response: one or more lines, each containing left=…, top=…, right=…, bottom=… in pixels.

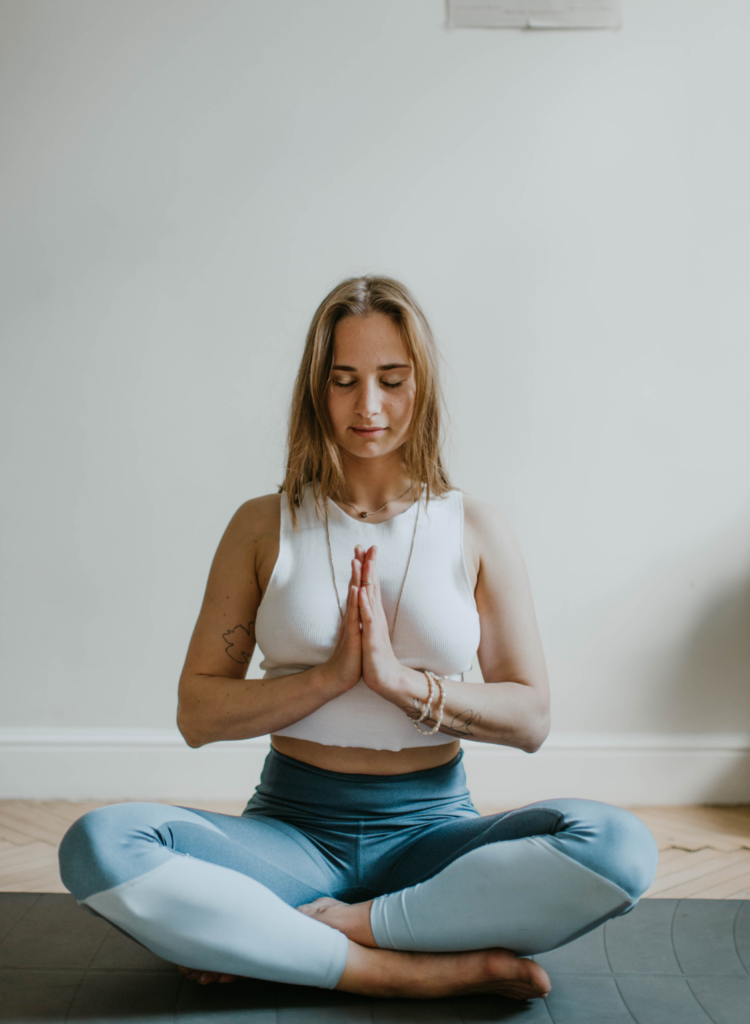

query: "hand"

left=358, top=546, right=406, bottom=698
left=322, top=552, right=364, bottom=692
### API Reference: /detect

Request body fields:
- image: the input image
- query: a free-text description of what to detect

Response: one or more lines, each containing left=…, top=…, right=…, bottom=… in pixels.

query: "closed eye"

left=331, top=381, right=404, bottom=389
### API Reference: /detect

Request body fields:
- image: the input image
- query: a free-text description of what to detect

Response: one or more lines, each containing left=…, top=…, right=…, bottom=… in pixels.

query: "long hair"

left=281, top=275, right=453, bottom=528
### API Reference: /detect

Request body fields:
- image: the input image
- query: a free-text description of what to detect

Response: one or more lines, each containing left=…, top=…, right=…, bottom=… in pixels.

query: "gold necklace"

left=324, top=493, right=421, bottom=641
left=334, top=484, right=413, bottom=519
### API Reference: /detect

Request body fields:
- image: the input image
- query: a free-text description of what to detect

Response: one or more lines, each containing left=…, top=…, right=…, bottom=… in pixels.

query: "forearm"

left=177, top=665, right=345, bottom=747
left=393, top=669, right=550, bottom=753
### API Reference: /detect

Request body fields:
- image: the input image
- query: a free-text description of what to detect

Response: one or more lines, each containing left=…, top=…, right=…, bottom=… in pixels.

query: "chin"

left=341, top=441, right=396, bottom=459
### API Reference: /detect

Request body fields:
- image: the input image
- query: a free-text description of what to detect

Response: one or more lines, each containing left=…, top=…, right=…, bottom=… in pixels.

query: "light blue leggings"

left=59, top=749, right=658, bottom=989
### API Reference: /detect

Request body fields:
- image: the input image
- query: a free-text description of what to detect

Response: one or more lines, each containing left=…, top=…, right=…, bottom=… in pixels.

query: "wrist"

left=310, top=663, right=359, bottom=697
left=387, top=666, right=430, bottom=714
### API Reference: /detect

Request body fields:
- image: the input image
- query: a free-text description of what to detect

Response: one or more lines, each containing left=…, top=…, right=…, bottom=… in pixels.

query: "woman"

left=59, top=276, right=658, bottom=1002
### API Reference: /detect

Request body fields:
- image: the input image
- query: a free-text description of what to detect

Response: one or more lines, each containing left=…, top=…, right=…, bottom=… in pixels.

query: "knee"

left=59, top=802, right=156, bottom=902
left=582, top=802, right=658, bottom=901
left=59, top=807, right=109, bottom=900
left=549, top=800, right=659, bottom=902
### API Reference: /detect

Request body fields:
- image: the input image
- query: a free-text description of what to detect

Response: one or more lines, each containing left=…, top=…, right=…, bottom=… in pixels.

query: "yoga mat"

left=1, top=894, right=748, bottom=1022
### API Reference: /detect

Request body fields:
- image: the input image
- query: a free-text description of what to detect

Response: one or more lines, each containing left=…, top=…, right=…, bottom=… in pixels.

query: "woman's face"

left=327, top=313, right=416, bottom=461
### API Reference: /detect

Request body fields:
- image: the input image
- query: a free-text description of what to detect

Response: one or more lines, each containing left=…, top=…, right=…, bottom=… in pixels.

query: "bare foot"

left=178, top=901, right=551, bottom=1001
left=298, top=898, right=550, bottom=1001
left=177, top=964, right=238, bottom=985
left=338, top=943, right=551, bottom=1001
left=297, top=897, right=377, bottom=947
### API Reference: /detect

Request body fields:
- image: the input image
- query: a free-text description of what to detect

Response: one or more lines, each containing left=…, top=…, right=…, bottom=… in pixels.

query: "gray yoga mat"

left=1, top=894, right=748, bottom=1022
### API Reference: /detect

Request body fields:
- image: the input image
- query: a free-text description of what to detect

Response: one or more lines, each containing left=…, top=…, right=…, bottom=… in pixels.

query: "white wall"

left=1, top=0, right=749, bottom=801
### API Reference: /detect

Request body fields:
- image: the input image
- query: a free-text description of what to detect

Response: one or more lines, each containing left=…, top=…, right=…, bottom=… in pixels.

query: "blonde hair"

left=280, top=275, right=453, bottom=528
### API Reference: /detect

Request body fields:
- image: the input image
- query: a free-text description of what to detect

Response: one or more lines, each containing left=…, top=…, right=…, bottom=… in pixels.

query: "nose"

left=355, top=378, right=382, bottom=419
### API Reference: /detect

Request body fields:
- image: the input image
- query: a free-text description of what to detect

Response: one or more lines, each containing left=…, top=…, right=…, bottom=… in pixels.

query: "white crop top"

left=254, top=484, right=482, bottom=751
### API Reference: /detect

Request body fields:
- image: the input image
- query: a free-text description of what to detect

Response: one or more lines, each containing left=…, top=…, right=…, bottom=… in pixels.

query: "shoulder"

left=458, top=491, right=522, bottom=568
left=235, top=492, right=282, bottom=526
left=217, top=494, right=282, bottom=593
left=227, top=491, right=280, bottom=528
left=221, top=493, right=281, bottom=554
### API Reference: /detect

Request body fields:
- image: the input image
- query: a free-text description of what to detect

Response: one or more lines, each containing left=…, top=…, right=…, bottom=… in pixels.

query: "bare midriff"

left=271, top=734, right=461, bottom=775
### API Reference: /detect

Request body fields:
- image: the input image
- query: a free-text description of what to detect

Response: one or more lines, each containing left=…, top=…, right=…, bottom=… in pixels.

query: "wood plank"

left=0, top=843, right=57, bottom=870
left=721, top=885, right=750, bottom=899
left=649, top=819, right=750, bottom=848
left=0, top=804, right=77, bottom=846
left=650, top=853, right=750, bottom=899
left=644, top=830, right=711, bottom=853
left=0, top=822, right=39, bottom=846
left=689, top=868, right=750, bottom=899
left=29, top=802, right=89, bottom=832
left=631, top=822, right=743, bottom=853
left=629, top=805, right=747, bottom=830
left=652, top=847, right=731, bottom=881
left=636, top=849, right=750, bottom=896
left=653, top=847, right=692, bottom=866
left=629, top=806, right=750, bottom=850
left=0, top=860, right=64, bottom=888
left=0, top=869, right=66, bottom=893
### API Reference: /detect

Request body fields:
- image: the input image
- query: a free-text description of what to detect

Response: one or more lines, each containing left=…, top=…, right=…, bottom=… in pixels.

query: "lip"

left=350, top=426, right=386, bottom=436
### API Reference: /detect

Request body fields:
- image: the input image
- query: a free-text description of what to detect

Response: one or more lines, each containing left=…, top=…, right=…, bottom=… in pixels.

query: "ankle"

left=344, top=900, right=376, bottom=947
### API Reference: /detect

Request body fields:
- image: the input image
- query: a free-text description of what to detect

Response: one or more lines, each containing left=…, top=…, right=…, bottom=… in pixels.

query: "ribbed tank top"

left=254, top=484, right=482, bottom=751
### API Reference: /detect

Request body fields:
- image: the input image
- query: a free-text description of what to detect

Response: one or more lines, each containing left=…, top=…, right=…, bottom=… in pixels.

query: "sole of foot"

left=297, top=896, right=376, bottom=946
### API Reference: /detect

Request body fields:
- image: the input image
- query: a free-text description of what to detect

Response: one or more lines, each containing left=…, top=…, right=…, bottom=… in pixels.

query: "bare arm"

left=357, top=496, right=550, bottom=753
left=176, top=495, right=363, bottom=748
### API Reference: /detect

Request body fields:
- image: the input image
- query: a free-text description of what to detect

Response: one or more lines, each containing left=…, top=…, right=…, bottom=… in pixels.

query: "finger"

left=364, top=545, right=378, bottom=581
left=361, top=547, right=375, bottom=585
left=358, top=583, right=374, bottom=627
left=368, top=547, right=381, bottom=590
left=347, top=585, right=360, bottom=632
left=362, top=548, right=382, bottom=605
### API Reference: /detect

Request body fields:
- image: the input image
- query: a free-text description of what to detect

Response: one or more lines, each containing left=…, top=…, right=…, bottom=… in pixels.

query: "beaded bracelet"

left=413, top=672, right=435, bottom=726
left=411, top=671, right=447, bottom=736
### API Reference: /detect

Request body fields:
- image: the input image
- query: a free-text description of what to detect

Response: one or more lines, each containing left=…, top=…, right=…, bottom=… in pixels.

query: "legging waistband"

left=242, top=747, right=478, bottom=825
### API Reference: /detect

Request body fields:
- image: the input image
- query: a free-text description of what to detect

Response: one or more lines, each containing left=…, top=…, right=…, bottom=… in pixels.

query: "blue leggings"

left=59, top=749, right=658, bottom=989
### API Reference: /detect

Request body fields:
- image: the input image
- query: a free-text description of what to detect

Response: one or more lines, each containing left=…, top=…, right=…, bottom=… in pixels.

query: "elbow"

left=176, top=706, right=207, bottom=749
left=522, top=709, right=551, bottom=754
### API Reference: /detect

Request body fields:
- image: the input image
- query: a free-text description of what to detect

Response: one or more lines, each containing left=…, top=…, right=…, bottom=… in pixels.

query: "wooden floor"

left=1, top=800, right=749, bottom=898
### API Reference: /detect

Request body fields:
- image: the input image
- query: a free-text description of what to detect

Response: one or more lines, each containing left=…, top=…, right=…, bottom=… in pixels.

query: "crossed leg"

left=301, top=798, right=659, bottom=995
left=58, top=798, right=656, bottom=1001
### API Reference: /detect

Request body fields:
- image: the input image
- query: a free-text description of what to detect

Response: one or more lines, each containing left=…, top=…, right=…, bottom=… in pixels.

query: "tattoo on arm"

left=222, top=622, right=255, bottom=664
left=441, top=709, right=482, bottom=737
left=400, top=700, right=481, bottom=737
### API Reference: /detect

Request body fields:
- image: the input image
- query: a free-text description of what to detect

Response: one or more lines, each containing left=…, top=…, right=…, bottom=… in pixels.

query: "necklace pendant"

left=360, top=511, right=369, bottom=518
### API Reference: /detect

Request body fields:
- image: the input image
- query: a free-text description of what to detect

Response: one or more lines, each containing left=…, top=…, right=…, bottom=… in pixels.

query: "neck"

left=336, top=450, right=415, bottom=511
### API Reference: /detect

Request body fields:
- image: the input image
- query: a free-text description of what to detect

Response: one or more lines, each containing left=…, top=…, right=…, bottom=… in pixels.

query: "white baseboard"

left=1, top=728, right=749, bottom=805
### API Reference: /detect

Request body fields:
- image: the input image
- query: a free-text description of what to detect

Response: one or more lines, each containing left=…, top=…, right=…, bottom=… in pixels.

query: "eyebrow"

left=332, top=363, right=411, bottom=371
